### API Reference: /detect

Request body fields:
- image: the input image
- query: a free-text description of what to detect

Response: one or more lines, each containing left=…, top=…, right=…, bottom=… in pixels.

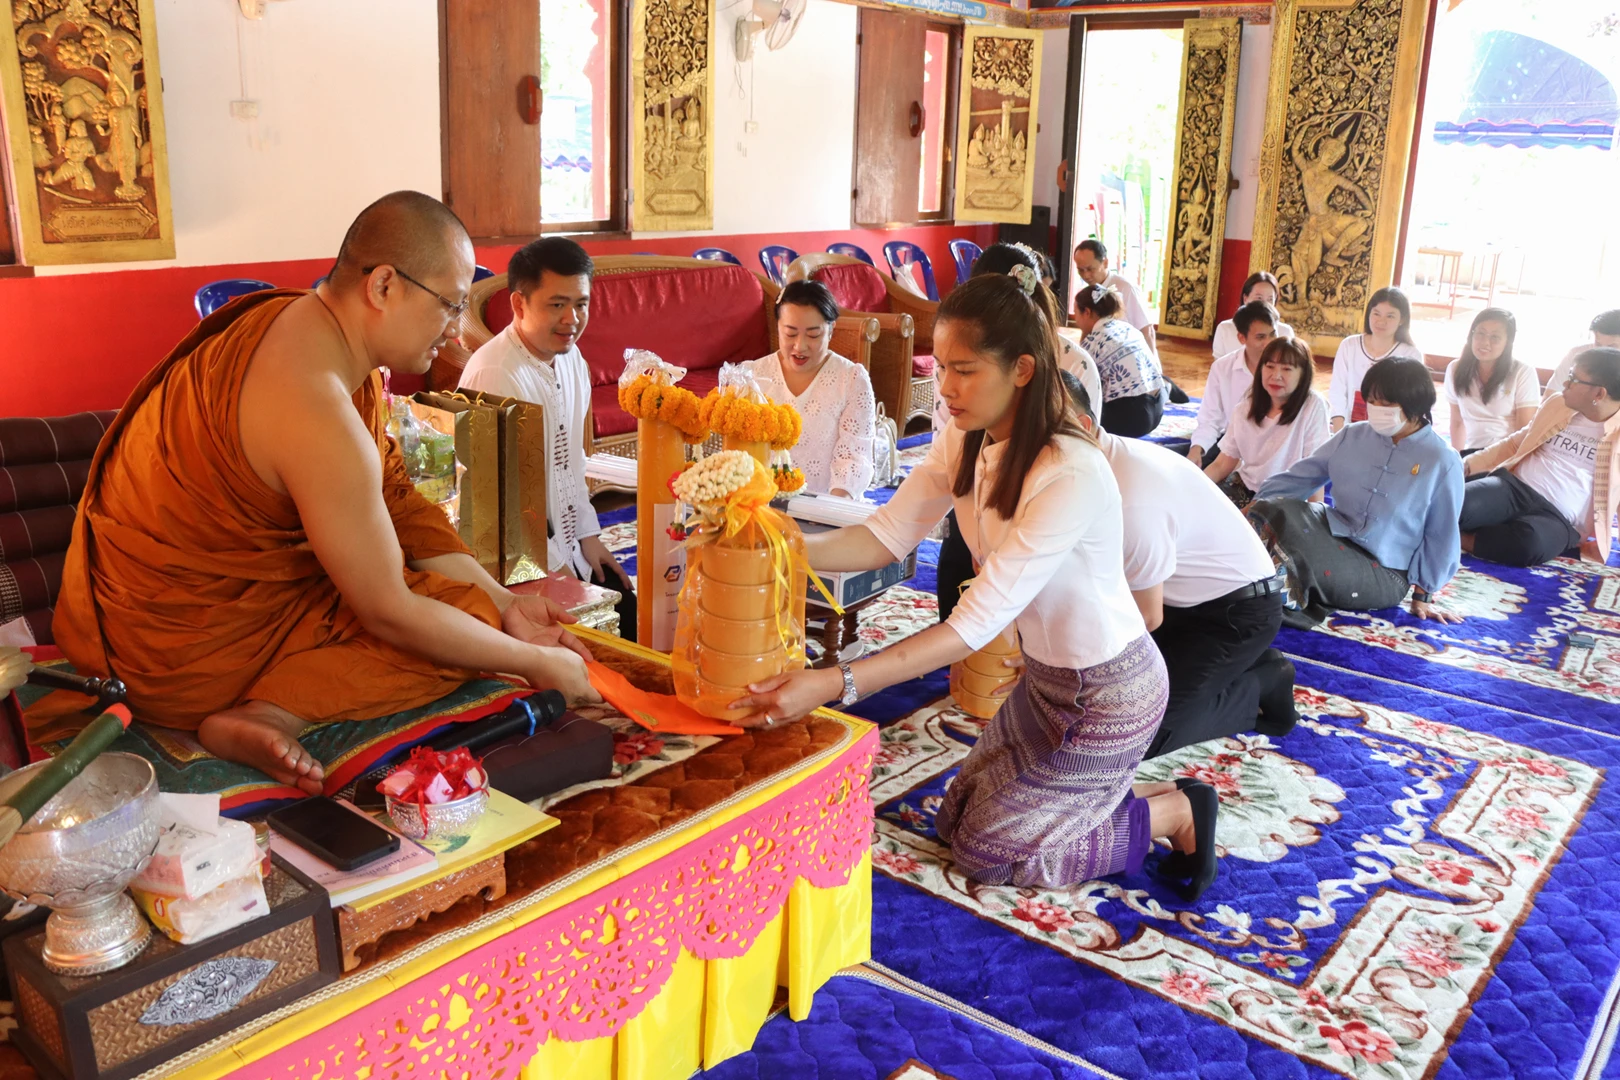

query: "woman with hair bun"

left=1075, top=283, right=1166, bottom=437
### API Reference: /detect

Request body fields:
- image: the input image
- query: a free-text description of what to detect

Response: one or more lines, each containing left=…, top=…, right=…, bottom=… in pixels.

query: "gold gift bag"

left=411, top=391, right=502, bottom=580
left=456, top=389, right=549, bottom=585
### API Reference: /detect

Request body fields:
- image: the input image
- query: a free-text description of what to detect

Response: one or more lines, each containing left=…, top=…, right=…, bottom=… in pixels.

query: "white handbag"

left=872, top=402, right=899, bottom=487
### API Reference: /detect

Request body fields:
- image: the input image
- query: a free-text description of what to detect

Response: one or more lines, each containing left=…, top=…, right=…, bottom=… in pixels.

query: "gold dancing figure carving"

left=1253, top=0, right=1428, bottom=349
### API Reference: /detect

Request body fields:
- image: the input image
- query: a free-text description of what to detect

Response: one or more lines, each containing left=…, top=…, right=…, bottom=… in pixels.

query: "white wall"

left=1224, top=22, right=1272, bottom=243
left=650, top=0, right=859, bottom=237
left=39, top=0, right=443, bottom=276
left=1028, top=28, right=1069, bottom=218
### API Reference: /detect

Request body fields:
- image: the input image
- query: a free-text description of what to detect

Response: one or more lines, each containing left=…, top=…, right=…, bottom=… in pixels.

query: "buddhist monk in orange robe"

left=49, top=191, right=599, bottom=793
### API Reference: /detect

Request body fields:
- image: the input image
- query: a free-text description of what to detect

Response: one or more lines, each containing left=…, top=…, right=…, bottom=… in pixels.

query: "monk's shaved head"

left=329, top=190, right=472, bottom=289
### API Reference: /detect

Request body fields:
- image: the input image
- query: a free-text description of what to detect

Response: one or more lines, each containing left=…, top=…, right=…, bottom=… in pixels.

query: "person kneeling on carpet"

left=1459, top=347, right=1620, bottom=567
left=730, top=271, right=1220, bottom=900
left=1247, top=358, right=1465, bottom=626
left=1064, top=374, right=1297, bottom=758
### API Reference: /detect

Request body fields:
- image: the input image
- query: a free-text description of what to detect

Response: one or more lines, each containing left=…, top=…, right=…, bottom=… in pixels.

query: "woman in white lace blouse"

left=747, top=280, right=877, bottom=499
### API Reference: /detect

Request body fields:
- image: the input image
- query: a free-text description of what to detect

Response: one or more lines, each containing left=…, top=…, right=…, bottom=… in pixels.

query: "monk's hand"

left=526, top=646, right=602, bottom=707
left=580, top=536, right=633, bottom=590
left=731, top=668, right=841, bottom=729
left=0, top=647, right=26, bottom=696
left=503, top=593, right=577, bottom=638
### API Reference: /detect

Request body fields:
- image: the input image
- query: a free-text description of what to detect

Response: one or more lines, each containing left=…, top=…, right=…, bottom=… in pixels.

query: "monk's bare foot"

left=198, top=701, right=325, bottom=795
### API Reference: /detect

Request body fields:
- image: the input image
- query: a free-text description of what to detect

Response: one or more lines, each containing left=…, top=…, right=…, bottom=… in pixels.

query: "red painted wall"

left=1216, top=238, right=1253, bottom=331
left=0, top=224, right=993, bottom=419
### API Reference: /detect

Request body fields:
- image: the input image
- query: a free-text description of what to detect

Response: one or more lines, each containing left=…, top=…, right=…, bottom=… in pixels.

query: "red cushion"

left=812, top=264, right=892, bottom=314
left=911, top=354, right=935, bottom=377
left=483, top=288, right=514, bottom=334
left=590, top=367, right=722, bottom=439
left=578, top=266, right=769, bottom=389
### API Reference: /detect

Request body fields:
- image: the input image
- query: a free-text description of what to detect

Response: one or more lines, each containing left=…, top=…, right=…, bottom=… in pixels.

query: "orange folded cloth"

left=39, top=291, right=501, bottom=741
left=585, top=660, right=744, bottom=736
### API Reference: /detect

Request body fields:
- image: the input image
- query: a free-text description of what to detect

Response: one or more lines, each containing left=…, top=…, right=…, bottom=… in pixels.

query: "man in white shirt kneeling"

left=1069, top=374, right=1296, bottom=756
left=458, top=237, right=638, bottom=638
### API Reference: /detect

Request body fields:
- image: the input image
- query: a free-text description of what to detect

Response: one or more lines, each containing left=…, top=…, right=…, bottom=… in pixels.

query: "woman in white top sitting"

left=1076, top=283, right=1166, bottom=438
left=1204, top=338, right=1330, bottom=506
left=1443, top=308, right=1540, bottom=454
left=1211, top=271, right=1295, bottom=359
left=746, top=280, right=876, bottom=499
left=1328, top=287, right=1424, bottom=431
left=732, top=272, right=1220, bottom=900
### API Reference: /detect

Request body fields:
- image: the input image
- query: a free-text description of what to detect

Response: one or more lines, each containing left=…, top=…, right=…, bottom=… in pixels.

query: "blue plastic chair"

left=826, top=242, right=875, bottom=266
left=948, top=239, right=982, bottom=284
left=883, top=241, right=939, bottom=301
left=194, top=278, right=276, bottom=319
left=472, top=264, right=494, bottom=282
left=758, top=245, right=799, bottom=286
left=693, top=247, right=741, bottom=265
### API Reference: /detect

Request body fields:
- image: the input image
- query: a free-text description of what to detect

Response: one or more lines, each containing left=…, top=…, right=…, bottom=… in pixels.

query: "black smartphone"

left=267, top=796, right=401, bottom=871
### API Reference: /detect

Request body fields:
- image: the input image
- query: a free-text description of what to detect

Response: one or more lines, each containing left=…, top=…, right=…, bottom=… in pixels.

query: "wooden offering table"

left=108, top=628, right=875, bottom=1080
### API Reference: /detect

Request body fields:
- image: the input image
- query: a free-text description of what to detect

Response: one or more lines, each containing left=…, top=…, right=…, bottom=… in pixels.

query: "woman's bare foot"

left=198, top=701, right=324, bottom=795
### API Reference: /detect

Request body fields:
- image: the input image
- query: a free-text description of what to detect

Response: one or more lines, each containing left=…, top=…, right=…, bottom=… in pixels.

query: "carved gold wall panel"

left=1159, top=16, right=1241, bottom=341
left=631, top=0, right=714, bottom=231
left=0, top=0, right=173, bottom=264
left=1251, top=0, right=1429, bottom=354
left=953, top=26, right=1041, bottom=225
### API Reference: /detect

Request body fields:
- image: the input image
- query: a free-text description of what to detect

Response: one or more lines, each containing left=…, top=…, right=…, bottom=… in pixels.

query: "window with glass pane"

left=919, top=27, right=953, bottom=217
left=541, top=0, right=614, bottom=226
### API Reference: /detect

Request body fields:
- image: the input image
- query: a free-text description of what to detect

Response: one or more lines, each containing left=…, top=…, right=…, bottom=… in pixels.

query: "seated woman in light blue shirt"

left=1247, top=358, right=1464, bottom=625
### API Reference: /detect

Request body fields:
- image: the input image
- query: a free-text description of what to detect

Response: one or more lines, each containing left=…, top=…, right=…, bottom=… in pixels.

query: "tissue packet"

left=132, top=872, right=270, bottom=945
left=131, top=817, right=260, bottom=899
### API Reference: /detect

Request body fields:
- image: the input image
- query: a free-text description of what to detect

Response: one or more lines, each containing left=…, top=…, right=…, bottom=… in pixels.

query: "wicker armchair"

left=786, top=253, right=934, bottom=427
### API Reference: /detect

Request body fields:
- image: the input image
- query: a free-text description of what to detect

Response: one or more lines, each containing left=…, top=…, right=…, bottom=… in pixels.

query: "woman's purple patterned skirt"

left=935, top=633, right=1169, bottom=888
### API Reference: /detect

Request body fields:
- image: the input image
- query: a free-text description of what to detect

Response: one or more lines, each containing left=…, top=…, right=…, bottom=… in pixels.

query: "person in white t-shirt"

left=1546, top=308, right=1620, bottom=400
left=1327, top=287, right=1424, bottom=431
left=1205, top=337, right=1331, bottom=505
left=1211, top=271, right=1296, bottom=359
left=1443, top=307, right=1539, bottom=453
left=458, top=237, right=638, bottom=637
left=1066, top=374, right=1297, bottom=760
left=737, top=273, right=1221, bottom=899
left=1461, top=347, right=1620, bottom=566
left=1073, top=238, right=1190, bottom=404
left=1188, top=300, right=1279, bottom=466
left=746, top=280, right=876, bottom=499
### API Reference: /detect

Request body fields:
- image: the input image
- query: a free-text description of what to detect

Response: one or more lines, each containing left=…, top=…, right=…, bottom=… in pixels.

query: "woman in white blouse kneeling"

left=746, top=280, right=876, bottom=499
left=732, top=272, right=1221, bottom=901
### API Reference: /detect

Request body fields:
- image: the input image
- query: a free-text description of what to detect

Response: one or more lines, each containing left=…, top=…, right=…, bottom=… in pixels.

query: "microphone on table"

left=420, top=690, right=567, bottom=754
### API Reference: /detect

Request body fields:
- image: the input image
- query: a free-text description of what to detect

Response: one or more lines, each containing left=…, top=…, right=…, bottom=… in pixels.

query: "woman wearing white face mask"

left=1247, top=358, right=1465, bottom=625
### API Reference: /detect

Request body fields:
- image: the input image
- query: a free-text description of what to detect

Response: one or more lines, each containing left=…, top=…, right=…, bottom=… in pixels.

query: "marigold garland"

left=618, top=376, right=709, bottom=443
left=772, top=464, right=806, bottom=493
left=699, top=390, right=803, bottom=451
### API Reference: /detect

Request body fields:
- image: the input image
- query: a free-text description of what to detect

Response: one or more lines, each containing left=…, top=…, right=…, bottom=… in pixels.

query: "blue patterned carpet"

left=608, top=413, right=1620, bottom=1080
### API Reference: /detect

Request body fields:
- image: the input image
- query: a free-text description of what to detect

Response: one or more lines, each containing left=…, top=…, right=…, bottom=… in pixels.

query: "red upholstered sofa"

left=435, top=255, right=877, bottom=458
left=785, top=253, right=938, bottom=429
left=0, top=411, right=115, bottom=645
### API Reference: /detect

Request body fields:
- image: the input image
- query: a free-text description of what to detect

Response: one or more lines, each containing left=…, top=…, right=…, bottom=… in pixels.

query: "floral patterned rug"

left=592, top=425, right=1620, bottom=1080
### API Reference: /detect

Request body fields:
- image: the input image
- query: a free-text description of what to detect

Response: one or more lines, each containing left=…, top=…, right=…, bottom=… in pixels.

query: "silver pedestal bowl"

left=0, top=753, right=161, bottom=975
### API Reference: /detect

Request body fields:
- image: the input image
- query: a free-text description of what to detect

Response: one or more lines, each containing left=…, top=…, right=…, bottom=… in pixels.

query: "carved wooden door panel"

left=443, top=0, right=542, bottom=241
left=0, top=0, right=174, bottom=264
left=631, top=0, right=714, bottom=229
left=853, top=9, right=926, bottom=228
left=1159, top=17, right=1242, bottom=341
left=1251, top=0, right=1430, bottom=354
left=953, top=26, right=1042, bottom=226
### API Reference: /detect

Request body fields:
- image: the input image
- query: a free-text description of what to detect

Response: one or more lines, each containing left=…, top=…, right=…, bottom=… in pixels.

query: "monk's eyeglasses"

left=365, top=266, right=469, bottom=319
